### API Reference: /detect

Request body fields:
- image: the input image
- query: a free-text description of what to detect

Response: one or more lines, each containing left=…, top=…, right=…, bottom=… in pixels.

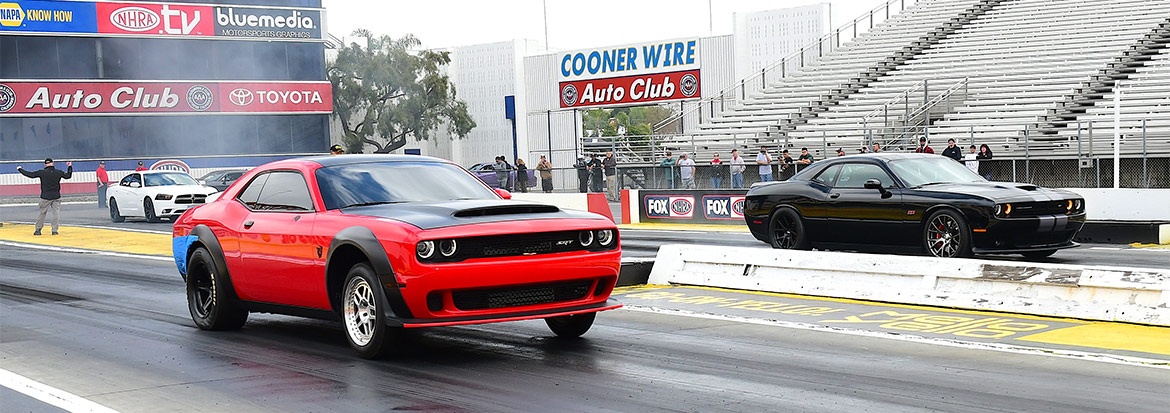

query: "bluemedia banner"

left=638, top=189, right=749, bottom=225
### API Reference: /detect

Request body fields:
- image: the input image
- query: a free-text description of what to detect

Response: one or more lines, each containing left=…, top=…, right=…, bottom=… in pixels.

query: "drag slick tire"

left=1021, top=249, right=1057, bottom=259
left=109, top=198, right=125, bottom=223
left=144, top=198, right=161, bottom=223
left=767, top=207, right=810, bottom=250
left=923, top=209, right=973, bottom=258
left=545, top=312, right=596, bottom=338
left=342, top=263, right=396, bottom=359
left=186, top=247, right=248, bottom=331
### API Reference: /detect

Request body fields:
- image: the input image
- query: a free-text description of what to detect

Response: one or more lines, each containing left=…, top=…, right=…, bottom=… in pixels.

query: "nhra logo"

left=680, top=73, right=698, bottom=97
left=0, top=84, right=15, bottom=113
left=228, top=88, right=254, bottom=106
left=703, top=195, right=745, bottom=220
left=561, top=84, right=578, bottom=106
left=150, top=159, right=191, bottom=174
left=186, top=85, right=213, bottom=111
left=109, top=6, right=158, bottom=32
left=645, top=195, right=694, bottom=219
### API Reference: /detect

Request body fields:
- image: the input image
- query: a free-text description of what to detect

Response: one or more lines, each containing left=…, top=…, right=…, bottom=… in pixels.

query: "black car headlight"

left=155, top=194, right=174, bottom=200
left=579, top=230, right=594, bottom=247
left=416, top=240, right=436, bottom=260
left=439, top=239, right=457, bottom=257
left=597, top=229, right=615, bottom=246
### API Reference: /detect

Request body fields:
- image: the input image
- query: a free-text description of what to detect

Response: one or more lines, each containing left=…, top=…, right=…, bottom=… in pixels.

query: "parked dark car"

left=197, top=169, right=249, bottom=192
left=744, top=154, right=1086, bottom=259
left=468, top=162, right=537, bottom=189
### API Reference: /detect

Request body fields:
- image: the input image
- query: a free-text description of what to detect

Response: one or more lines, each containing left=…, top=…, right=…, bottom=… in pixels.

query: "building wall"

left=733, top=4, right=829, bottom=82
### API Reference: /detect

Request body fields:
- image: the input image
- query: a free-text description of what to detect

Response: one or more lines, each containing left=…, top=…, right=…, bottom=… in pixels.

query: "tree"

left=329, top=30, right=474, bottom=153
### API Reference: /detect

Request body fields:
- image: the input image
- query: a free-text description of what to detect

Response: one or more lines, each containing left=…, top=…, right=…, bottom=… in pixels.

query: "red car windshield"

left=315, top=161, right=498, bottom=209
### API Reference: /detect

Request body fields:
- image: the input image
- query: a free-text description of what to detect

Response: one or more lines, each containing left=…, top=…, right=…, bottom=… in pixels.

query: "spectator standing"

left=977, top=144, right=994, bottom=180
left=756, top=147, right=773, bottom=182
left=493, top=156, right=510, bottom=189
left=942, top=139, right=962, bottom=161
left=964, top=145, right=980, bottom=174
left=729, top=149, right=746, bottom=188
left=515, top=158, right=529, bottom=193
left=797, top=148, right=815, bottom=169
left=779, top=149, right=794, bottom=178
left=588, top=154, right=604, bottom=192
left=135, top=161, right=147, bottom=171
left=709, top=153, right=725, bottom=188
left=330, top=144, right=344, bottom=155
left=537, top=155, right=553, bottom=193
left=603, top=151, right=618, bottom=201
left=871, top=143, right=882, bottom=153
left=96, top=161, right=109, bottom=209
left=17, top=158, right=73, bottom=235
left=659, top=151, right=676, bottom=189
left=915, top=137, right=934, bottom=154
left=678, top=154, right=696, bottom=189
left=836, top=148, right=846, bottom=157
left=575, top=157, right=589, bottom=192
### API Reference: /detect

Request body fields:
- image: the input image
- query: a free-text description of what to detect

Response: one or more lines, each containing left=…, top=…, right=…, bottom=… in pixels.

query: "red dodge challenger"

left=171, top=155, right=621, bottom=358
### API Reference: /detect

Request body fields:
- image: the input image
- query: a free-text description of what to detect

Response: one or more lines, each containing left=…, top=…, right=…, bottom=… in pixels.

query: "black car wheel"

left=109, top=198, right=125, bottom=223
left=1021, top=249, right=1057, bottom=259
left=186, top=247, right=248, bottom=330
left=342, top=263, right=396, bottom=359
left=545, top=312, right=596, bottom=338
left=144, top=198, right=161, bottom=223
left=768, top=208, right=810, bottom=250
left=923, top=210, right=973, bottom=258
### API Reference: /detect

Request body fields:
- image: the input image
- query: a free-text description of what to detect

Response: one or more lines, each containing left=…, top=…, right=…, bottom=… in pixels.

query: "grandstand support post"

left=1088, top=120, right=1093, bottom=157
left=547, top=110, right=553, bottom=162
left=1024, top=126, right=1030, bottom=183
left=1077, top=121, right=1082, bottom=186
left=1113, top=84, right=1120, bottom=189
left=680, top=101, right=685, bottom=134
left=1143, top=119, right=1148, bottom=188
left=1011, top=159, right=1016, bottom=182
left=969, top=126, right=974, bottom=148
left=822, top=131, right=827, bottom=159
left=741, top=80, right=745, bottom=101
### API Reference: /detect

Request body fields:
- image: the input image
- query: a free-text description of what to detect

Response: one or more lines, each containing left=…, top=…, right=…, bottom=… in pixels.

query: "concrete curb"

left=649, top=244, right=1170, bottom=326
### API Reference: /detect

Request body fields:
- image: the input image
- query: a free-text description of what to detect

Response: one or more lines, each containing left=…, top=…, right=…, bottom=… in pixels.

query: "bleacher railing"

left=863, top=77, right=970, bottom=149
left=653, top=0, right=919, bottom=133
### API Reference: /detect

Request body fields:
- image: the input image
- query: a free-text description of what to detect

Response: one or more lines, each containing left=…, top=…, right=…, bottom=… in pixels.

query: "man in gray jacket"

left=17, top=158, right=73, bottom=235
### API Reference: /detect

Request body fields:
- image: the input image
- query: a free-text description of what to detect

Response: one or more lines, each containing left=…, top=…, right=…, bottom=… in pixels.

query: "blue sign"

left=503, top=95, right=515, bottom=120
left=0, top=1, right=98, bottom=34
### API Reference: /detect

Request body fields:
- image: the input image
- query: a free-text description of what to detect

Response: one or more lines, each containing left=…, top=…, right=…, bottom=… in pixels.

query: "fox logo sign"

left=645, top=195, right=694, bottom=219
left=703, top=195, right=746, bottom=220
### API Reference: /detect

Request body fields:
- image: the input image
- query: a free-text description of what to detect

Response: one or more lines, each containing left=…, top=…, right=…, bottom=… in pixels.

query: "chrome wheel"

left=927, top=214, right=962, bottom=257
left=343, top=277, right=377, bottom=347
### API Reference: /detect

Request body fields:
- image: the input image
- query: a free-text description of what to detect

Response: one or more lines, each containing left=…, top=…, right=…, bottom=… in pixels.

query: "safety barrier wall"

left=511, top=192, right=614, bottom=222
left=649, top=245, right=1170, bottom=325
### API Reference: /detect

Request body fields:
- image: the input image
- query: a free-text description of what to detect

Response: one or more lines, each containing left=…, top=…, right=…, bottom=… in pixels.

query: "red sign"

left=0, top=81, right=332, bottom=115
left=559, top=69, right=700, bottom=109
left=96, top=2, right=214, bottom=37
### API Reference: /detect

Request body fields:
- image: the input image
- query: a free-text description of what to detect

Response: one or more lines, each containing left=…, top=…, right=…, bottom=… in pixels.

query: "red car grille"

left=420, top=230, right=617, bottom=263
left=451, top=280, right=592, bottom=311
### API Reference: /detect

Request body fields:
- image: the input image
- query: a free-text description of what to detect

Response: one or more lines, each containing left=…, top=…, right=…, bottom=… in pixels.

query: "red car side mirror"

left=494, top=188, right=512, bottom=199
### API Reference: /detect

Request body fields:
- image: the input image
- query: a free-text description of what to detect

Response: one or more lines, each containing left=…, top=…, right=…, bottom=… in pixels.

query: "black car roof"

left=301, top=154, right=451, bottom=167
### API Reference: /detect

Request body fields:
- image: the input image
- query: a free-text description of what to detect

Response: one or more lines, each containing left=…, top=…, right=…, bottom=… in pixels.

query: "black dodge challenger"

left=744, top=153, right=1085, bottom=258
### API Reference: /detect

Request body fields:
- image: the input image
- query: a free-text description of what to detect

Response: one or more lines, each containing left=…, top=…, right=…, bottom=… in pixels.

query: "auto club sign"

left=0, top=0, right=324, bottom=41
left=0, top=81, right=332, bottom=116
left=558, top=38, right=702, bottom=109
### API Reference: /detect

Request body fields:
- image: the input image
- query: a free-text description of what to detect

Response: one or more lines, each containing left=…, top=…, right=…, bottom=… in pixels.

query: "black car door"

left=822, top=162, right=906, bottom=245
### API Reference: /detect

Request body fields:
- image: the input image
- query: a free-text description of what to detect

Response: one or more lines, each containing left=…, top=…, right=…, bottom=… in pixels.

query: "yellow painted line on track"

left=1129, top=242, right=1170, bottom=249
left=618, top=223, right=750, bottom=232
left=0, top=223, right=170, bottom=256
left=1017, top=324, right=1170, bottom=355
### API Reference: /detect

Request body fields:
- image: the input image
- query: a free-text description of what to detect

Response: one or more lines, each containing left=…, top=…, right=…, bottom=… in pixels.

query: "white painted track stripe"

left=0, top=240, right=172, bottom=262
left=619, top=305, right=1170, bottom=369
left=0, top=201, right=91, bottom=207
left=0, top=368, right=120, bottom=413
left=3, top=220, right=170, bottom=235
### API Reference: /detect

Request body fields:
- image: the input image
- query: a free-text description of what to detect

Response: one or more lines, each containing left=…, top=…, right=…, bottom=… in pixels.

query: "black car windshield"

left=888, top=157, right=985, bottom=187
left=144, top=172, right=198, bottom=186
left=316, top=161, right=498, bottom=210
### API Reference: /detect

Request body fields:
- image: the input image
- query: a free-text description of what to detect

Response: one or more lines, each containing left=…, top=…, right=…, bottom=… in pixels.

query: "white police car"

left=107, top=170, right=218, bottom=223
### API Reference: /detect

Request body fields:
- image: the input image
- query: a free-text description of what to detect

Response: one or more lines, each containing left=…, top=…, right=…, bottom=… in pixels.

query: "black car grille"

left=1010, top=201, right=1070, bottom=216
left=451, top=281, right=593, bottom=311
left=420, top=230, right=617, bottom=263
left=174, top=194, right=207, bottom=204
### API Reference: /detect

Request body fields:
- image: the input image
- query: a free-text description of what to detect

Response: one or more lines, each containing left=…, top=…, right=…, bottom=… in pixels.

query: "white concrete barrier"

left=511, top=192, right=614, bottom=222
left=1066, top=188, right=1170, bottom=221
left=649, top=244, right=1170, bottom=325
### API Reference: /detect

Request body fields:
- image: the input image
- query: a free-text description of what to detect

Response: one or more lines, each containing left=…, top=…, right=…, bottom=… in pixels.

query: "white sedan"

left=108, top=171, right=219, bottom=223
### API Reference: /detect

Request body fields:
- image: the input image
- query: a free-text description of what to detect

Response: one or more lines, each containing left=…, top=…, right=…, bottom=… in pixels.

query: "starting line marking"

left=0, top=368, right=120, bottom=413
left=0, top=240, right=172, bottom=262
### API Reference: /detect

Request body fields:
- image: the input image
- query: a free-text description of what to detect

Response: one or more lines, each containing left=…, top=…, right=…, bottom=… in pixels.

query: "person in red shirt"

left=135, top=161, right=147, bottom=171
left=915, top=137, right=935, bottom=154
left=96, top=161, right=109, bottom=209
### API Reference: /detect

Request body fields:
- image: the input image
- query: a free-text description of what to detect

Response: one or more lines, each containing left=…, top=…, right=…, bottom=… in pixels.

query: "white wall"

left=733, top=4, right=829, bottom=82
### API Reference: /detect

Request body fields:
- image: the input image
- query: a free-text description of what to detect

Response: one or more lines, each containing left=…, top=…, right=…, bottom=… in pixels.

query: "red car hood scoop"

left=454, top=204, right=559, bottom=217
left=342, top=200, right=595, bottom=229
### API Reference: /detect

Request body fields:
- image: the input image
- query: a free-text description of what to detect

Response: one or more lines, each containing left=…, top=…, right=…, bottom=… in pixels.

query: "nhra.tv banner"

left=0, top=0, right=323, bottom=40
left=0, top=81, right=332, bottom=116
left=559, top=69, right=701, bottom=109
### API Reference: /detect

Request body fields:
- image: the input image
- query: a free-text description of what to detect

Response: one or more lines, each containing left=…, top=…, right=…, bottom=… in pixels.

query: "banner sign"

left=557, top=38, right=701, bottom=108
left=0, top=0, right=323, bottom=40
left=560, top=69, right=700, bottom=109
left=638, top=189, right=748, bottom=225
left=0, top=81, right=332, bottom=116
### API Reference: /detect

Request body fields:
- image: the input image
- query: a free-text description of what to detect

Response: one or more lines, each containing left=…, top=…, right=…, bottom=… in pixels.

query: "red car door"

left=230, top=170, right=325, bottom=308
